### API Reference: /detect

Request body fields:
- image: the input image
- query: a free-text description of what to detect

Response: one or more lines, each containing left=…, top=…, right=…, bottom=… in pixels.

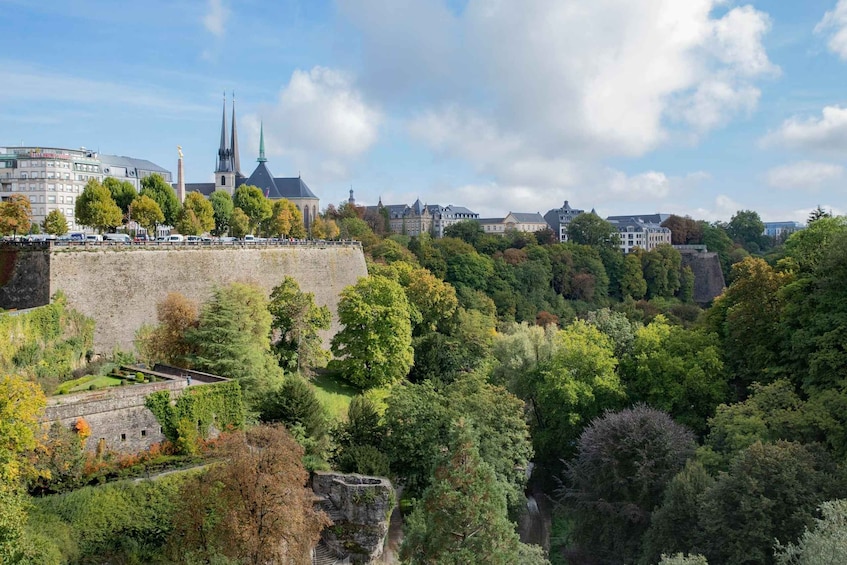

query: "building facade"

left=608, top=216, right=672, bottom=253
left=0, top=146, right=171, bottom=232
left=479, top=212, right=548, bottom=235
left=365, top=200, right=479, bottom=237
left=763, top=221, right=804, bottom=239
left=184, top=95, right=320, bottom=229
left=544, top=200, right=585, bottom=242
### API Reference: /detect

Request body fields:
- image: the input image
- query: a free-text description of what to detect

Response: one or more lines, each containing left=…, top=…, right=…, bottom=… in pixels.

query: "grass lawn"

left=310, top=370, right=361, bottom=421
left=55, top=374, right=123, bottom=395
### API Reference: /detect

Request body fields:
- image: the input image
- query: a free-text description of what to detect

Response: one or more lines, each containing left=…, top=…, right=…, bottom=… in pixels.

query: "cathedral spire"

left=217, top=92, right=231, bottom=172
left=230, top=91, right=241, bottom=175
left=257, top=121, right=267, bottom=163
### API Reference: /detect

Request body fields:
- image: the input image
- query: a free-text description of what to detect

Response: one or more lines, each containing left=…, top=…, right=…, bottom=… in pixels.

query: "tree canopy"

left=75, top=179, right=122, bottom=233
left=139, top=173, right=180, bottom=226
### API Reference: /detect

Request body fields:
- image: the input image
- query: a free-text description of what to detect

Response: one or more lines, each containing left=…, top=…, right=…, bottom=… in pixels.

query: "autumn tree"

left=0, top=195, right=32, bottom=237
left=75, top=179, right=122, bottom=233
left=134, top=292, right=199, bottom=366
left=129, top=194, right=164, bottom=236
left=400, top=423, right=548, bottom=565
left=268, top=276, right=331, bottom=373
left=330, top=275, right=414, bottom=388
left=233, top=185, right=271, bottom=234
left=229, top=207, right=250, bottom=238
left=139, top=173, right=180, bottom=226
left=661, top=215, right=703, bottom=245
left=209, top=189, right=234, bottom=236
left=42, top=210, right=68, bottom=236
left=175, top=191, right=214, bottom=235
left=169, top=426, right=330, bottom=564
left=262, top=199, right=305, bottom=239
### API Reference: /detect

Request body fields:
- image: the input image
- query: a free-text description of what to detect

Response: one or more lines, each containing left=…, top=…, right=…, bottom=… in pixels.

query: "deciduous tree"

left=232, top=185, right=271, bottom=233
left=175, top=191, right=214, bottom=235
left=139, top=173, right=180, bottom=226
left=229, top=207, right=249, bottom=238
left=0, top=195, right=32, bottom=237
left=42, top=210, right=68, bottom=236
left=103, top=177, right=136, bottom=217
left=566, top=213, right=620, bottom=248
left=75, top=179, right=122, bottom=233
left=268, top=276, right=330, bottom=373
left=209, top=189, right=233, bottom=236
left=129, top=194, right=164, bottom=236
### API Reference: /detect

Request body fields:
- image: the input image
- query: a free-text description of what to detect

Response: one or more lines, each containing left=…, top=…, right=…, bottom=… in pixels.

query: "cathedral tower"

left=214, top=92, right=240, bottom=195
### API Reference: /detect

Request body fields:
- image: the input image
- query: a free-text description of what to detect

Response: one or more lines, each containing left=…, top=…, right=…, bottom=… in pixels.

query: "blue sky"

left=2, top=0, right=847, bottom=223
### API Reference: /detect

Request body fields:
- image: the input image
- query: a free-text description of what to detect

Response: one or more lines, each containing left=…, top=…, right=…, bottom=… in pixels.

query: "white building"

left=0, top=146, right=171, bottom=231
left=479, top=212, right=548, bottom=235
left=607, top=216, right=672, bottom=253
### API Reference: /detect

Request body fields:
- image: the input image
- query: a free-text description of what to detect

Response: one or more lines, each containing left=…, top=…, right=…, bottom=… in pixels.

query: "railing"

left=1, top=239, right=362, bottom=249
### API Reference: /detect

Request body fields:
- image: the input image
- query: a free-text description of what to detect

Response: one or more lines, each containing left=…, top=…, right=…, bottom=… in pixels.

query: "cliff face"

left=0, top=243, right=367, bottom=353
left=680, top=250, right=725, bottom=304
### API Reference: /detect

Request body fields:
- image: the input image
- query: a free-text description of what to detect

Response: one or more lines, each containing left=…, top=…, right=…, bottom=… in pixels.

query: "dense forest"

left=2, top=204, right=847, bottom=564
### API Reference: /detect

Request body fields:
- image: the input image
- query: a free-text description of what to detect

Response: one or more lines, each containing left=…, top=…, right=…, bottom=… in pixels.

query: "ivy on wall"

left=0, top=292, right=94, bottom=392
left=145, top=381, right=245, bottom=450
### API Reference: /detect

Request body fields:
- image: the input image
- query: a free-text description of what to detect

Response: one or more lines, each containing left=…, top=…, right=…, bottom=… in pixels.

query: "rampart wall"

left=0, top=243, right=367, bottom=353
left=679, top=250, right=726, bottom=304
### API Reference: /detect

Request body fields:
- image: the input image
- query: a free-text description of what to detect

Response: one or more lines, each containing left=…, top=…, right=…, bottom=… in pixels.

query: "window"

left=221, top=175, right=226, bottom=185
left=141, top=430, right=147, bottom=437
left=47, top=196, right=55, bottom=204
left=20, top=172, right=27, bottom=179
left=121, top=433, right=126, bottom=442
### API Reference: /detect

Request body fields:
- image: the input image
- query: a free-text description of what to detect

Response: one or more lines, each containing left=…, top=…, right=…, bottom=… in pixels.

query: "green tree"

left=444, top=220, right=485, bottom=247
left=727, top=209, right=766, bottom=252
left=129, top=194, right=164, bottom=236
left=330, top=275, right=414, bottom=388
left=639, top=244, right=682, bottom=299
left=263, top=199, right=292, bottom=238
left=139, top=173, right=180, bottom=226
left=562, top=405, right=696, bottom=564
left=701, top=221, right=734, bottom=278
left=808, top=205, right=832, bottom=225
left=232, top=185, right=272, bottom=233
left=400, top=423, right=548, bottom=565
left=698, top=441, right=847, bottom=565
left=102, top=177, right=137, bottom=217
left=75, top=179, right=122, bottom=233
left=268, top=276, right=331, bottom=374
left=42, top=210, right=68, bottom=236
left=257, top=375, right=330, bottom=463
left=531, top=320, right=625, bottom=461
left=0, top=195, right=32, bottom=237
left=566, top=213, right=620, bottom=248
left=175, top=191, right=214, bottom=235
left=208, top=189, right=234, bottom=237
left=621, top=252, right=648, bottom=299
left=229, top=207, right=249, bottom=238
left=186, top=283, right=282, bottom=400
left=775, top=499, right=847, bottom=564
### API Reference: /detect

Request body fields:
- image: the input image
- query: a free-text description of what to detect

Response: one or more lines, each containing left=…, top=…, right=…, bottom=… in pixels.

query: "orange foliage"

left=74, top=418, right=91, bottom=441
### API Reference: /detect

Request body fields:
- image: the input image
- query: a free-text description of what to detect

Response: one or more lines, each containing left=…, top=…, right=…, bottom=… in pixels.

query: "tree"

left=42, top=210, right=68, bottom=236
left=775, top=499, right=847, bottom=564
left=186, top=283, right=282, bottom=400
left=103, top=177, right=137, bottom=217
left=175, top=191, right=214, bottom=235
left=140, top=173, right=180, bottom=226
left=566, top=212, right=620, bottom=248
left=229, top=207, right=250, bottom=238
left=444, top=220, right=485, bottom=247
left=263, top=199, right=292, bottom=238
left=808, top=205, right=832, bottom=225
left=75, top=179, right=122, bottom=233
left=698, top=441, right=847, bottom=565
left=562, top=405, right=696, bottom=564
left=209, top=189, right=234, bottom=236
left=170, top=426, right=330, bottom=564
left=727, top=209, right=766, bottom=252
left=268, top=276, right=331, bottom=373
left=0, top=195, right=32, bottom=237
left=639, top=244, right=682, bottom=299
left=134, top=292, right=199, bottom=366
left=257, top=375, right=330, bottom=463
left=661, top=215, right=703, bottom=245
left=233, top=185, right=271, bottom=233
left=400, top=423, right=548, bottom=565
left=324, top=218, right=340, bottom=240
left=621, top=252, right=647, bottom=299
left=330, top=275, right=414, bottom=388
left=129, top=194, right=164, bottom=236
left=531, top=320, right=625, bottom=461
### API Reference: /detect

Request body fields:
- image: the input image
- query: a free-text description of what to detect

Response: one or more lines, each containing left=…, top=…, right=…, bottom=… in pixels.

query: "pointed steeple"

left=257, top=121, right=267, bottom=163
left=217, top=92, right=231, bottom=172
left=230, top=92, right=241, bottom=175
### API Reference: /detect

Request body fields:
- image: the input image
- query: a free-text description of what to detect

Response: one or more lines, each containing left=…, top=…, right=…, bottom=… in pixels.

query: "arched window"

left=221, top=175, right=226, bottom=185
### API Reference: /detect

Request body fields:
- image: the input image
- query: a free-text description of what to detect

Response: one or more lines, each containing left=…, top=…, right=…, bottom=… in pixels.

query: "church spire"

left=216, top=92, right=231, bottom=172
left=230, top=91, right=241, bottom=175
left=257, top=121, right=267, bottom=163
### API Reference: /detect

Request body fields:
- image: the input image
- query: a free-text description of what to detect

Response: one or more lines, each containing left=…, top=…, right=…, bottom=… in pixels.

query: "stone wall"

left=312, top=472, right=395, bottom=564
left=680, top=250, right=726, bottom=304
left=0, top=245, right=51, bottom=309
left=43, top=380, right=187, bottom=453
left=12, top=243, right=369, bottom=353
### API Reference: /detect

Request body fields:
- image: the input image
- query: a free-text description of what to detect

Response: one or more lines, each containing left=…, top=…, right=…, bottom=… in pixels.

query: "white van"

left=85, top=234, right=103, bottom=242
left=103, top=233, right=131, bottom=244
left=166, top=234, right=184, bottom=243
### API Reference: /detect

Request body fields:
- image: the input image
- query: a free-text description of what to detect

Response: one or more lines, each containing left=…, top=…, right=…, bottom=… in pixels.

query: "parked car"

left=24, top=234, right=56, bottom=242
left=85, top=234, right=103, bottom=242
left=185, top=235, right=202, bottom=243
left=103, top=233, right=131, bottom=244
left=166, top=234, right=184, bottom=243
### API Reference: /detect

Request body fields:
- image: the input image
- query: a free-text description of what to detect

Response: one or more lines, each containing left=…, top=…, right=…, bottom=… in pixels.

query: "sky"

left=2, top=0, right=847, bottom=223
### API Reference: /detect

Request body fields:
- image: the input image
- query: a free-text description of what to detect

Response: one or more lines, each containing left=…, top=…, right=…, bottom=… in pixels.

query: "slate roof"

left=508, top=212, right=547, bottom=223
left=184, top=182, right=216, bottom=197
left=99, top=154, right=170, bottom=175
left=240, top=162, right=317, bottom=199
left=606, top=213, right=671, bottom=225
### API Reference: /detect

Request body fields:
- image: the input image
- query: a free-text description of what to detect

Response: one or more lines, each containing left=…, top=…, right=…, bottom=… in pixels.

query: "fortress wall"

left=680, top=250, right=726, bottom=304
left=46, top=244, right=368, bottom=353
left=43, top=380, right=187, bottom=453
left=0, top=246, right=51, bottom=309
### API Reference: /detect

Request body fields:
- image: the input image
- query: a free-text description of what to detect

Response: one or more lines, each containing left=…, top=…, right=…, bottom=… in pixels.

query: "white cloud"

left=816, top=0, right=847, bottom=60
left=766, top=161, right=844, bottom=190
left=203, top=0, right=228, bottom=38
left=346, top=0, right=776, bottom=203
left=762, top=105, right=847, bottom=152
left=246, top=67, right=382, bottom=181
